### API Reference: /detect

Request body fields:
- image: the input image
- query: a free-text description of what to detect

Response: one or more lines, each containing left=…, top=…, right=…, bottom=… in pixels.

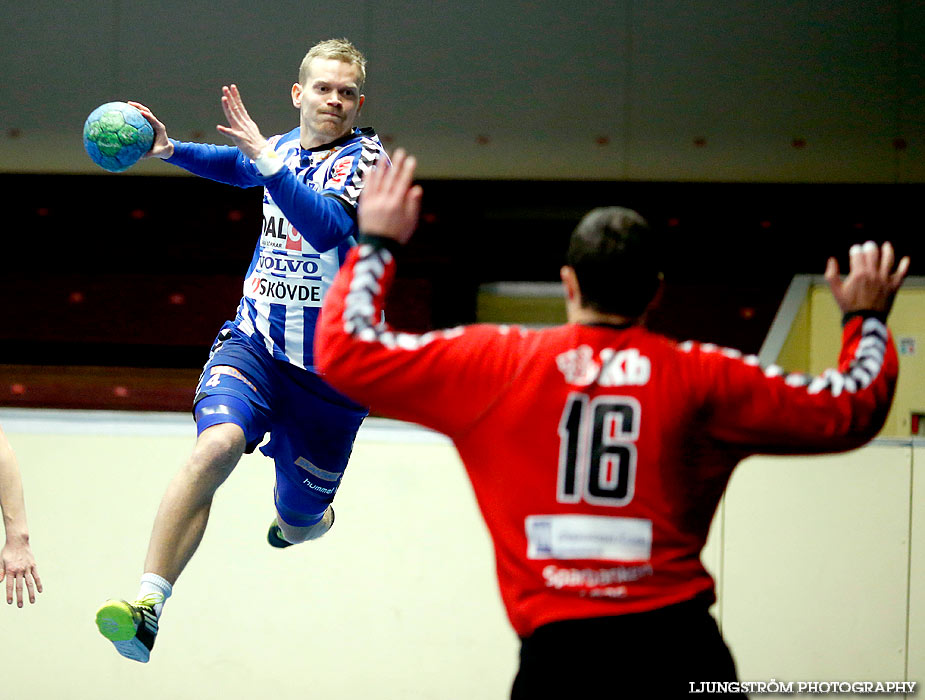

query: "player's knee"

left=194, top=392, right=262, bottom=447
left=189, top=423, right=246, bottom=477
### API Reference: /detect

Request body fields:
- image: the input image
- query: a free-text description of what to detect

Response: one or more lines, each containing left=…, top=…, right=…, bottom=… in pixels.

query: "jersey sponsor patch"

left=540, top=563, right=654, bottom=591
left=245, top=273, right=324, bottom=306
left=255, top=252, right=321, bottom=277
left=525, top=514, right=652, bottom=561
left=286, top=225, right=303, bottom=251
left=261, top=202, right=320, bottom=252
left=556, top=345, right=651, bottom=387
left=328, top=156, right=354, bottom=188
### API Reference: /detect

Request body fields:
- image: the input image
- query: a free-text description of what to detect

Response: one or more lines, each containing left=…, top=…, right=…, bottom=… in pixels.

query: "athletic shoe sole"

left=96, top=599, right=155, bottom=663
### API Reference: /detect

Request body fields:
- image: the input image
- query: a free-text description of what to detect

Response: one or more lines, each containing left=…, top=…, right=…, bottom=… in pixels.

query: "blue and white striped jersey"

left=167, top=126, right=386, bottom=370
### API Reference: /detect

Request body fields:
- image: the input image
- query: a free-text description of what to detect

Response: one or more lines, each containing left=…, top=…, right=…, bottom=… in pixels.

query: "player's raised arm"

left=697, top=241, right=909, bottom=453
left=0, top=426, right=42, bottom=607
left=127, top=101, right=174, bottom=160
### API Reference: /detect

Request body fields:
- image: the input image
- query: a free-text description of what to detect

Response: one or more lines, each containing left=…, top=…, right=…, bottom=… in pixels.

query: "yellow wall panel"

left=884, top=290, right=925, bottom=438
left=807, top=285, right=843, bottom=376
left=775, top=294, right=813, bottom=373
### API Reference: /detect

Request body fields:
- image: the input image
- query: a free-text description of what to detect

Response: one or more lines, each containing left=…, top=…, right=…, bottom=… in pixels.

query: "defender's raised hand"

left=357, top=149, right=423, bottom=245
left=825, top=241, right=910, bottom=315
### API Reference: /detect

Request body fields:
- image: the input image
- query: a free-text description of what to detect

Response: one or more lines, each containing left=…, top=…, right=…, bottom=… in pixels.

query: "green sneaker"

left=267, top=518, right=295, bottom=548
left=95, top=596, right=160, bottom=663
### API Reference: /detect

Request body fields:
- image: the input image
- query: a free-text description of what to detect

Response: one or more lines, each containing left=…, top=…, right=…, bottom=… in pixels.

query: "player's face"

left=292, top=58, right=365, bottom=149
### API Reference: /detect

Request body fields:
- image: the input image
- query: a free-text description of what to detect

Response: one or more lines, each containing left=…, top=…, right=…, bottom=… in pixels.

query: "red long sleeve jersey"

left=317, top=242, right=898, bottom=638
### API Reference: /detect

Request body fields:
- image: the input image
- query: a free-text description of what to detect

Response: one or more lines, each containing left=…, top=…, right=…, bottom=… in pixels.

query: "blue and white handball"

left=83, top=101, right=154, bottom=172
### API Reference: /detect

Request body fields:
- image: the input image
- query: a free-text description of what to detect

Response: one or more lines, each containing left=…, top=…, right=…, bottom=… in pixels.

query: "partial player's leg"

left=97, top=326, right=274, bottom=662
left=142, top=422, right=246, bottom=582
left=96, top=422, right=246, bottom=662
left=265, top=438, right=347, bottom=547
left=263, top=367, right=366, bottom=548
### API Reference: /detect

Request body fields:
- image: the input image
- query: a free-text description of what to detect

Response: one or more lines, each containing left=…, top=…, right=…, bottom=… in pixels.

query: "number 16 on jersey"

left=557, top=393, right=640, bottom=507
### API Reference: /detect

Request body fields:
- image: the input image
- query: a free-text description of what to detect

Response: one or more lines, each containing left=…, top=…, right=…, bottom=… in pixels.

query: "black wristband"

left=842, top=310, right=888, bottom=327
left=358, top=233, right=403, bottom=257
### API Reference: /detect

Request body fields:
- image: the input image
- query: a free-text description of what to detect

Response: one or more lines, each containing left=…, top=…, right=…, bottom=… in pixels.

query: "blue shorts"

left=193, top=323, right=367, bottom=526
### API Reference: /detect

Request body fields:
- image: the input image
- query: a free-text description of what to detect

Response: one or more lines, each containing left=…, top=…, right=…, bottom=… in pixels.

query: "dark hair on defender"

left=566, top=206, right=662, bottom=318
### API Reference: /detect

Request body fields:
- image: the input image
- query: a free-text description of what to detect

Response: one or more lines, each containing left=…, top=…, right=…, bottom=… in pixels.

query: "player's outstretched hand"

left=127, top=101, right=174, bottom=160
left=0, top=540, right=42, bottom=608
left=357, top=149, right=423, bottom=245
left=217, top=84, right=268, bottom=161
left=824, top=241, right=910, bottom=316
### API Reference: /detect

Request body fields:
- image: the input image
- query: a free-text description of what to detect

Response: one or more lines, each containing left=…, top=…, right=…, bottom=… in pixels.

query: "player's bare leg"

left=143, top=423, right=245, bottom=581
left=96, top=423, right=245, bottom=662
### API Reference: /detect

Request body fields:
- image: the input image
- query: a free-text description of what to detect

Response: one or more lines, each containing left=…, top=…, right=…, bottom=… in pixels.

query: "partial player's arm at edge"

left=0, top=425, right=42, bottom=606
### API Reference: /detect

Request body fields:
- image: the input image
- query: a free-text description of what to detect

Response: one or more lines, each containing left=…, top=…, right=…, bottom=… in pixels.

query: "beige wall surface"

left=909, top=444, right=925, bottom=688
left=702, top=497, right=725, bottom=624
left=721, top=445, right=913, bottom=694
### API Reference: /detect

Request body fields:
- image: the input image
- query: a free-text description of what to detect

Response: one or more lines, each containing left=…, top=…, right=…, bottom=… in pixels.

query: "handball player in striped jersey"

left=96, top=38, right=387, bottom=663
left=316, top=151, right=909, bottom=698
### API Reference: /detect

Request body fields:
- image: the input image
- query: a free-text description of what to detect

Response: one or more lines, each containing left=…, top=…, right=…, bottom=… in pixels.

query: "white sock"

left=137, top=572, right=173, bottom=618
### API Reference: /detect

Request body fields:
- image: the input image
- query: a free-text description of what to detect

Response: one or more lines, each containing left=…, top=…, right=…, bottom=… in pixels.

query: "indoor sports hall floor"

left=2, top=407, right=922, bottom=699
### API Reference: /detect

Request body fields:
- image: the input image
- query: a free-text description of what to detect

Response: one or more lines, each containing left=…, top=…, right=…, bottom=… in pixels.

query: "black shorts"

left=511, top=597, right=744, bottom=700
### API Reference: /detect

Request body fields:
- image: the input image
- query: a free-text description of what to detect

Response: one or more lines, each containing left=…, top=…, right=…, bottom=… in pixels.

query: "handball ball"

left=83, top=101, right=154, bottom=172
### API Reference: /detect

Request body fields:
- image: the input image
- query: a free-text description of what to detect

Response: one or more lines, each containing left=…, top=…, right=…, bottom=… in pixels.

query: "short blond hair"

left=298, top=38, right=367, bottom=91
